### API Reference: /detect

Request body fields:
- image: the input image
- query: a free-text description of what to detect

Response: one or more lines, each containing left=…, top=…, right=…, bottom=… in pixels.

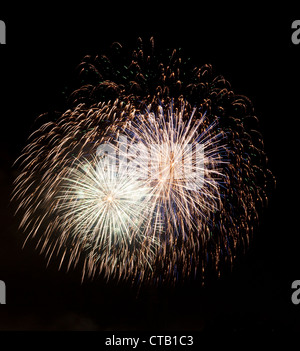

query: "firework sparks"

left=13, top=37, right=274, bottom=284
left=56, top=156, right=159, bottom=280
left=112, top=101, right=226, bottom=238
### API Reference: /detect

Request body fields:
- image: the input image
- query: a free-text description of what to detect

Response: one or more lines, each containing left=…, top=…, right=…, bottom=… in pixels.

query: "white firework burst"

left=55, top=156, right=159, bottom=279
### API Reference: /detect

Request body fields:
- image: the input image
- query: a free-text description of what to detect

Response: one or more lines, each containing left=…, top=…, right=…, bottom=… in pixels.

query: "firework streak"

left=13, top=38, right=274, bottom=284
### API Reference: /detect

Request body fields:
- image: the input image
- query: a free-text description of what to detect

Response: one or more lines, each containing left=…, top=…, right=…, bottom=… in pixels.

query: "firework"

left=13, top=38, right=274, bottom=284
left=55, top=155, right=159, bottom=280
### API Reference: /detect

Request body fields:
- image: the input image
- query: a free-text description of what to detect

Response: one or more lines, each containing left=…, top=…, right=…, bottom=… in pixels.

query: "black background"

left=0, top=5, right=299, bottom=336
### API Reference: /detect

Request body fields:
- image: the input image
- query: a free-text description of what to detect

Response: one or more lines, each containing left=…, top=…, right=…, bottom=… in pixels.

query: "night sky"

left=0, top=5, right=299, bottom=335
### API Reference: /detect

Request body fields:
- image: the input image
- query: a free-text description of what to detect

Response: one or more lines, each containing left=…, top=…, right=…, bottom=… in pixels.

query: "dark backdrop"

left=0, top=5, right=299, bottom=333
